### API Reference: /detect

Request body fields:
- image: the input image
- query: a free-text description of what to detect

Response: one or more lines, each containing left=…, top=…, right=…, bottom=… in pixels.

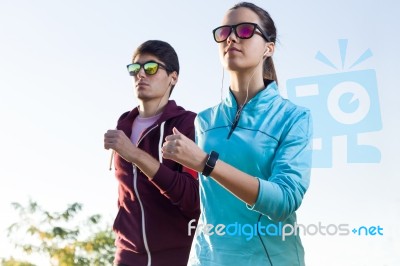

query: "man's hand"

left=104, top=129, right=137, bottom=163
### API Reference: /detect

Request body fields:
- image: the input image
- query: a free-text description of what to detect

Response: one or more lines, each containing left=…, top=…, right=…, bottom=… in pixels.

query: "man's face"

left=131, top=53, right=172, bottom=101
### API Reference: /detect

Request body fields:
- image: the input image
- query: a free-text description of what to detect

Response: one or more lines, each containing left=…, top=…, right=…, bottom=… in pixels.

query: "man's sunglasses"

left=127, top=61, right=167, bottom=76
left=212, top=22, right=269, bottom=43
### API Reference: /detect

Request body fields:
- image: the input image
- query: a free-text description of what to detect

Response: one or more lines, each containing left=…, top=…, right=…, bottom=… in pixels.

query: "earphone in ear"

left=169, top=73, right=178, bottom=87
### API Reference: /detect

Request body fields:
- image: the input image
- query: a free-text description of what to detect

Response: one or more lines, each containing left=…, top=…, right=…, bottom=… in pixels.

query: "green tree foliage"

left=1, top=200, right=115, bottom=266
left=1, top=257, right=36, bottom=266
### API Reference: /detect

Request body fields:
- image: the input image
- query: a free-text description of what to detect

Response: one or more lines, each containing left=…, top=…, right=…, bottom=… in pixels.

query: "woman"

left=162, top=2, right=312, bottom=266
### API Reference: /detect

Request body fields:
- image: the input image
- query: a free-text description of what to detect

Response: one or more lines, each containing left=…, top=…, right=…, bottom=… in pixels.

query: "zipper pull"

left=227, top=107, right=243, bottom=139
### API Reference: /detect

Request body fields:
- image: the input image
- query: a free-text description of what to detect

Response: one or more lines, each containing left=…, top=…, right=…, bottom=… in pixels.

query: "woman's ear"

left=263, top=42, right=275, bottom=58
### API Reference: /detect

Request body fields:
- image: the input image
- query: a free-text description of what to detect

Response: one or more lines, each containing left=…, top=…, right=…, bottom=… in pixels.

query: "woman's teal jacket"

left=189, top=80, right=313, bottom=266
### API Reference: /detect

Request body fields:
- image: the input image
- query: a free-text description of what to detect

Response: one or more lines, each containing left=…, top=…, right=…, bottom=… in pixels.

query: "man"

left=104, top=40, right=199, bottom=266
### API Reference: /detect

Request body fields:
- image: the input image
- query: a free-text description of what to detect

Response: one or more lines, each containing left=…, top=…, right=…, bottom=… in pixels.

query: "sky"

left=1, top=0, right=399, bottom=265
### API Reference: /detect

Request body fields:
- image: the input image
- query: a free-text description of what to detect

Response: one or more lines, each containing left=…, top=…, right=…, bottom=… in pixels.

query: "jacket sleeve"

left=149, top=113, right=200, bottom=219
left=248, top=110, right=313, bottom=222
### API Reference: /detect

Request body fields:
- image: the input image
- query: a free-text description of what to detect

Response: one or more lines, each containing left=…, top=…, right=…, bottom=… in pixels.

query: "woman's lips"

left=225, top=47, right=241, bottom=55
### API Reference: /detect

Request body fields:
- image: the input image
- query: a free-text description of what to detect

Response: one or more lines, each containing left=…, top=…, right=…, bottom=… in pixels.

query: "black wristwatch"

left=202, top=151, right=219, bottom=176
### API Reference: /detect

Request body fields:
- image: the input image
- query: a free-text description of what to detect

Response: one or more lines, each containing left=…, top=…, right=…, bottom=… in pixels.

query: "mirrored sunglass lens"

left=144, top=62, right=159, bottom=75
left=215, top=26, right=231, bottom=42
left=128, top=64, right=140, bottom=74
left=236, top=24, right=255, bottom=38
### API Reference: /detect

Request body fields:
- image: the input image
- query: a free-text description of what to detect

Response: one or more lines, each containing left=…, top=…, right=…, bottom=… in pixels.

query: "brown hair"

left=231, top=2, right=278, bottom=84
left=132, top=40, right=179, bottom=94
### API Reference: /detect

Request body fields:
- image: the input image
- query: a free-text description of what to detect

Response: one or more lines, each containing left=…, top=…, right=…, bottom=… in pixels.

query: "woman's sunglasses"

left=127, top=61, right=167, bottom=76
left=212, top=22, right=269, bottom=43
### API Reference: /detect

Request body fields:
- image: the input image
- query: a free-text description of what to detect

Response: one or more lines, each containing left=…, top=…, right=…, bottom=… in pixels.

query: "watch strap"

left=202, top=151, right=219, bottom=176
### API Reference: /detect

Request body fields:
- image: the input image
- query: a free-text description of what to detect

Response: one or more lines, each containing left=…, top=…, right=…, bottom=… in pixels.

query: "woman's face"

left=218, top=7, right=268, bottom=72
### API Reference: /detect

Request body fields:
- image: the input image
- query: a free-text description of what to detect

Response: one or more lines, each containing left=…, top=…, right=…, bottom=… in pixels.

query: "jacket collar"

left=224, top=80, right=278, bottom=110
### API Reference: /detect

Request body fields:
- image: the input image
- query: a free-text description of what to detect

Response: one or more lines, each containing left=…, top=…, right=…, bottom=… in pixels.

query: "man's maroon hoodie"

left=113, top=100, right=200, bottom=266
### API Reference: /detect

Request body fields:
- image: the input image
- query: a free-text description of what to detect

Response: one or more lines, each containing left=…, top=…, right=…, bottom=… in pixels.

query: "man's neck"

left=138, top=98, right=168, bottom=118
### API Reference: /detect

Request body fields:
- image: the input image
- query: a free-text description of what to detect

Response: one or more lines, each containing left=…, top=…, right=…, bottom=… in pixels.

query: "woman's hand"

left=162, top=127, right=207, bottom=172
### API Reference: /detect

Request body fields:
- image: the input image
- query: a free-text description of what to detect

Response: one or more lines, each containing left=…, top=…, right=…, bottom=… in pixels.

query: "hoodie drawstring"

left=158, top=121, right=166, bottom=163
